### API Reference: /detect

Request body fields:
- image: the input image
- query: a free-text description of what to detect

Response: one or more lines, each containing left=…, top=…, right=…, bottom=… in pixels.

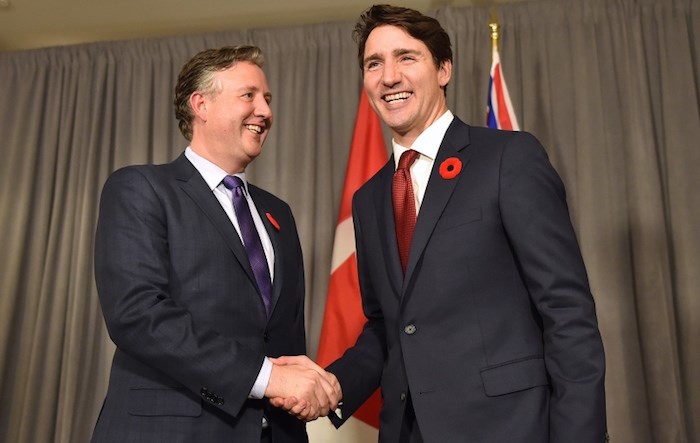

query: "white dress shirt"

left=392, top=110, right=455, bottom=213
left=185, top=147, right=273, bottom=399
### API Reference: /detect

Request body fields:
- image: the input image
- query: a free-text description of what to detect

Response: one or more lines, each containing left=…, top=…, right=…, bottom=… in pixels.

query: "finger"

left=270, top=356, right=292, bottom=366
left=305, top=363, right=342, bottom=401
left=288, top=397, right=307, bottom=412
left=310, top=382, right=333, bottom=416
left=313, top=372, right=339, bottom=410
left=296, top=400, right=319, bottom=421
left=270, top=396, right=299, bottom=410
left=269, top=397, right=285, bottom=408
left=290, top=401, right=307, bottom=417
left=322, top=371, right=342, bottom=400
left=280, top=355, right=324, bottom=373
left=306, top=404, right=321, bottom=421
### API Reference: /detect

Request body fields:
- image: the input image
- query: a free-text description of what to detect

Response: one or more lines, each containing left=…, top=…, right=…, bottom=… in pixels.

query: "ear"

left=438, top=59, right=452, bottom=88
left=189, top=91, right=208, bottom=122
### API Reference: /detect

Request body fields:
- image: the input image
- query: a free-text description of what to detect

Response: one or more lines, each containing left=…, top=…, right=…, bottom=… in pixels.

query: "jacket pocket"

left=436, top=206, right=482, bottom=233
left=128, top=387, right=202, bottom=417
left=480, top=356, right=549, bottom=397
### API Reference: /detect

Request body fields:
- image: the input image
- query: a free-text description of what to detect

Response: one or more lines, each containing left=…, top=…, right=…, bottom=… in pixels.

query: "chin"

left=246, top=148, right=264, bottom=159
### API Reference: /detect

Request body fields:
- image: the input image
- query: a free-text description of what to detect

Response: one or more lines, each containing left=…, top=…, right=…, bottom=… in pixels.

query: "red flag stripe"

left=317, top=90, right=388, bottom=429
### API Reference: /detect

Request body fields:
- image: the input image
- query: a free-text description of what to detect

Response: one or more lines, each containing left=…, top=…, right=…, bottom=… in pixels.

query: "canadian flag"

left=307, top=90, right=387, bottom=441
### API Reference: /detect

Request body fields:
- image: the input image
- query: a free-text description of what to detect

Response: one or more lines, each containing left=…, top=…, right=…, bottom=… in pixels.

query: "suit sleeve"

left=326, top=195, right=386, bottom=427
left=94, top=167, right=264, bottom=418
left=499, top=132, right=607, bottom=442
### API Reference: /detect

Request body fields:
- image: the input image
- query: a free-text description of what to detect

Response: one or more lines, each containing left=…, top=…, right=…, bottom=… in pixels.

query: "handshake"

left=264, top=355, right=342, bottom=421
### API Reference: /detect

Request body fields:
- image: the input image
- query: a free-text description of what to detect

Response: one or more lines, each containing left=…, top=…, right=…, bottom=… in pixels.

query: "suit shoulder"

left=102, top=163, right=162, bottom=187
left=468, top=124, right=540, bottom=146
left=105, top=156, right=181, bottom=178
left=102, top=164, right=148, bottom=189
left=101, top=159, right=184, bottom=200
left=465, top=126, right=548, bottom=164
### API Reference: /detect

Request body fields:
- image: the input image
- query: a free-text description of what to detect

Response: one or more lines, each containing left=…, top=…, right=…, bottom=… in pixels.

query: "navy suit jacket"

left=93, top=153, right=308, bottom=442
left=328, top=118, right=606, bottom=442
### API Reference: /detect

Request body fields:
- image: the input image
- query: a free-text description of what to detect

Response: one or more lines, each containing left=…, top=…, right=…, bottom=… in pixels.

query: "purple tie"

left=223, top=175, right=272, bottom=316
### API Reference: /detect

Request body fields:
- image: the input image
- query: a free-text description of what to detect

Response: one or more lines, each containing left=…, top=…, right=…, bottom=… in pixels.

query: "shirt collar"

left=392, top=110, right=454, bottom=165
left=185, top=147, right=249, bottom=193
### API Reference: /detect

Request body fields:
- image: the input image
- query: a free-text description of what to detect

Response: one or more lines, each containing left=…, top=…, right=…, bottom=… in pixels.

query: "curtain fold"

left=0, top=0, right=697, bottom=441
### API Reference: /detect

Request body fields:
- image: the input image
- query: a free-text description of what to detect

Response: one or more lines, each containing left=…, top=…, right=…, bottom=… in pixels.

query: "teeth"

left=245, top=124, right=262, bottom=133
left=384, top=92, right=411, bottom=102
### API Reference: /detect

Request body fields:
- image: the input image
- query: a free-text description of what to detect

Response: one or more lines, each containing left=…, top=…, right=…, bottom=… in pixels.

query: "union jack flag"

left=486, top=46, right=519, bottom=130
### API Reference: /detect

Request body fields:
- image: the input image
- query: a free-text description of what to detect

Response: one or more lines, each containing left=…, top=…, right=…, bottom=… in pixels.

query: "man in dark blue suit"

left=278, top=5, right=607, bottom=442
left=92, top=45, right=340, bottom=443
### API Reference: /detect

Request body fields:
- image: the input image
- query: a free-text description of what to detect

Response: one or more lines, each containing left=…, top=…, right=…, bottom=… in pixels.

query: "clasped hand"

left=265, top=355, right=342, bottom=421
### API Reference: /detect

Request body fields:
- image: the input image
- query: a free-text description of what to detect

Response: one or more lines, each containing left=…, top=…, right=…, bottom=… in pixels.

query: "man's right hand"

left=265, top=355, right=341, bottom=421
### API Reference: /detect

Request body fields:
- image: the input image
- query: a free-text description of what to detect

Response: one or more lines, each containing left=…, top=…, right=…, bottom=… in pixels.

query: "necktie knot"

left=398, top=149, right=420, bottom=171
left=223, top=175, right=244, bottom=193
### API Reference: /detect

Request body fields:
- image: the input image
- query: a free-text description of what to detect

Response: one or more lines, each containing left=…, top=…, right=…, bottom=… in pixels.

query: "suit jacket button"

left=404, top=324, right=416, bottom=335
left=400, top=392, right=407, bottom=401
left=200, top=387, right=209, bottom=397
left=263, top=332, right=270, bottom=342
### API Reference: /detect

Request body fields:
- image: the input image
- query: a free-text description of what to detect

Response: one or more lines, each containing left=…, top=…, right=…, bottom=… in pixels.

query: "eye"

left=241, top=92, right=254, bottom=100
left=365, top=61, right=381, bottom=72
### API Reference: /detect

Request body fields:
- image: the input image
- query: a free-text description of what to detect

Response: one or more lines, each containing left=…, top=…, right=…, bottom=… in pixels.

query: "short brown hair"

left=353, top=4, right=452, bottom=73
left=174, top=45, right=265, bottom=141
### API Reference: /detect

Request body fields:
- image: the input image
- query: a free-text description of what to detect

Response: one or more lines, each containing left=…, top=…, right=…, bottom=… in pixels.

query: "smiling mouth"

left=245, top=124, right=264, bottom=134
left=383, top=92, right=412, bottom=103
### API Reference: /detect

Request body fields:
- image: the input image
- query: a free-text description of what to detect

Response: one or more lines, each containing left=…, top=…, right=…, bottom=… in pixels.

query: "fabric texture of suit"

left=328, top=118, right=606, bottom=442
left=92, top=153, right=308, bottom=442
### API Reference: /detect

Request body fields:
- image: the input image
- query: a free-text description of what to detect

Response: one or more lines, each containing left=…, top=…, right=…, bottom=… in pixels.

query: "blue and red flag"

left=486, top=46, right=519, bottom=130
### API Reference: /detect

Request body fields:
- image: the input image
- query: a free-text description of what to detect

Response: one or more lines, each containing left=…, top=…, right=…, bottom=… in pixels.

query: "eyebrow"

left=393, top=48, right=420, bottom=58
left=363, top=48, right=422, bottom=66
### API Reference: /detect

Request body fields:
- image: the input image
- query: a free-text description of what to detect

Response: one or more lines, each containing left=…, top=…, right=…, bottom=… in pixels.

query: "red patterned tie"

left=392, top=149, right=420, bottom=274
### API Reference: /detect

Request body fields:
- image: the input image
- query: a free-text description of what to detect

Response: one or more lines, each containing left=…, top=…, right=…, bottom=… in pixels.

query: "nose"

left=381, top=60, right=401, bottom=86
left=255, top=96, right=272, bottom=121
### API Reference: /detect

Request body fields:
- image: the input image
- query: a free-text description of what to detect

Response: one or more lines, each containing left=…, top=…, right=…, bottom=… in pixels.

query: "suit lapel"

left=172, top=154, right=264, bottom=315
left=404, top=119, right=473, bottom=287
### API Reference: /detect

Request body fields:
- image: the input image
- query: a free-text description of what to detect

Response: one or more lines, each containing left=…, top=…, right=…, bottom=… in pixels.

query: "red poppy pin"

left=266, top=212, right=281, bottom=231
left=439, top=157, right=462, bottom=180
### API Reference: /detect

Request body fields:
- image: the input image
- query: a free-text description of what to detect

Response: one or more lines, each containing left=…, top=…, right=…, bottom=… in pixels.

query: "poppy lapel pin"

left=439, top=157, right=462, bottom=180
left=266, top=212, right=281, bottom=231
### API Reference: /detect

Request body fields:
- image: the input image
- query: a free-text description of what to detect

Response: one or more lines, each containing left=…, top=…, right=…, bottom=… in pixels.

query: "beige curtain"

left=0, top=0, right=697, bottom=441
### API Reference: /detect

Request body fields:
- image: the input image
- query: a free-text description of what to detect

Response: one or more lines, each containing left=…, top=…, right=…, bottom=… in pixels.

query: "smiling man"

left=92, top=45, right=340, bottom=443
left=278, top=5, right=607, bottom=442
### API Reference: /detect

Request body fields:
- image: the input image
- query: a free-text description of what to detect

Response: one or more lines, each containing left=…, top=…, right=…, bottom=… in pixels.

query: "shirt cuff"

left=249, top=357, right=273, bottom=399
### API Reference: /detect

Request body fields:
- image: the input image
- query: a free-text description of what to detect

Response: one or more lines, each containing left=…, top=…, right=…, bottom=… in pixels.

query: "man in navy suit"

left=92, top=45, right=340, bottom=442
left=277, top=4, right=607, bottom=442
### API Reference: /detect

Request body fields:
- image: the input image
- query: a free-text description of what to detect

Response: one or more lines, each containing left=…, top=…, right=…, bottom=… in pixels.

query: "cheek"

left=363, top=73, right=381, bottom=92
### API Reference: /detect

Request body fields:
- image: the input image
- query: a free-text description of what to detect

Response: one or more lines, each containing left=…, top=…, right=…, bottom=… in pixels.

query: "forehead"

left=216, top=61, right=269, bottom=89
left=364, top=25, right=427, bottom=57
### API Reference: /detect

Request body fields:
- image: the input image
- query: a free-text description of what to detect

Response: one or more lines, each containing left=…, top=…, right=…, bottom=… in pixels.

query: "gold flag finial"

left=489, top=8, right=499, bottom=51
